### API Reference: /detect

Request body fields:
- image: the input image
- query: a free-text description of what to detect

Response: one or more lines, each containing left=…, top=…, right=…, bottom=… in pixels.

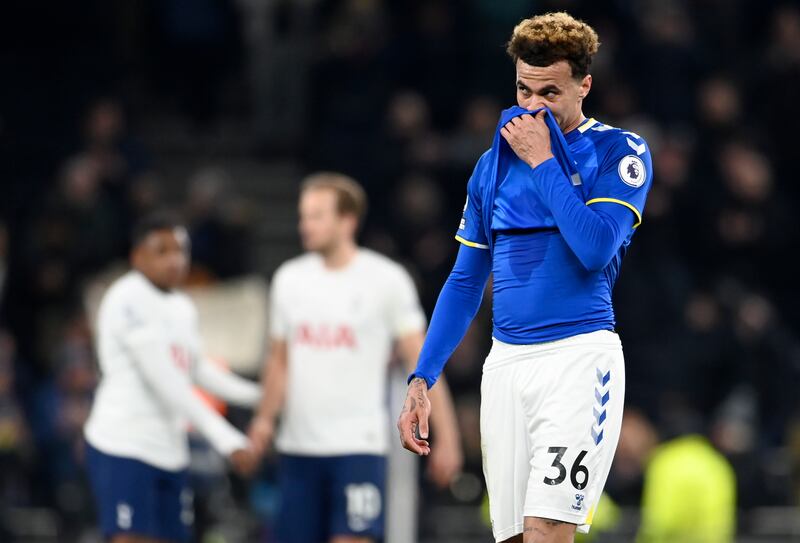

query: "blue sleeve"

left=409, top=244, right=492, bottom=389
left=530, top=158, right=637, bottom=272
left=455, top=153, right=490, bottom=249
left=585, top=132, right=653, bottom=227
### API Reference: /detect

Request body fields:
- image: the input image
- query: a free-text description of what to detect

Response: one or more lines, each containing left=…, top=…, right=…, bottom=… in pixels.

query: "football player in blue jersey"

left=397, top=12, right=653, bottom=543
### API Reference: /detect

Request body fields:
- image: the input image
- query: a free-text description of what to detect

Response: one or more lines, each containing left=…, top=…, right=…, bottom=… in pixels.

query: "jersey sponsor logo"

left=295, top=323, right=357, bottom=349
left=618, top=155, right=646, bottom=188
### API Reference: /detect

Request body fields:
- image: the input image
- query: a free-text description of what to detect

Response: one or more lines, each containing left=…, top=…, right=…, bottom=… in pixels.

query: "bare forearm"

left=256, top=341, right=287, bottom=422
left=258, top=363, right=284, bottom=420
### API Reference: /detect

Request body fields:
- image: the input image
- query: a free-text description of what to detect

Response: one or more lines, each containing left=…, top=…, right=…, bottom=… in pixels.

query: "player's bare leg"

left=499, top=517, right=577, bottom=543
left=522, top=517, right=576, bottom=543
left=329, top=536, right=372, bottom=543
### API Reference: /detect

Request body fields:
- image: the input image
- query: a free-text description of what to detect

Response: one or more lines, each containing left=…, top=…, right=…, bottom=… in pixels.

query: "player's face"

left=515, top=59, right=592, bottom=132
left=132, top=228, right=190, bottom=290
left=298, top=188, right=354, bottom=253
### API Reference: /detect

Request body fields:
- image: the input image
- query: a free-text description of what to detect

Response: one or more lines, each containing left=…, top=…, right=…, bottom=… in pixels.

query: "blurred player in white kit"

left=84, top=213, right=262, bottom=543
left=249, top=173, right=463, bottom=543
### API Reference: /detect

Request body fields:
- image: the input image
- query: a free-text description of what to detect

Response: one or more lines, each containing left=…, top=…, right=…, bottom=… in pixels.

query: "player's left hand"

left=500, top=110, right=554, bottom=169
left=397, top=377, right=432, bottom=456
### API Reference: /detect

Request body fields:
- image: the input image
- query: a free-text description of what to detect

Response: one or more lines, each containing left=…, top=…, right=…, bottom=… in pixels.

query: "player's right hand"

left=229, top=447, right=260, bottom=477
left=247, top=415, right=275, bottom=457
left=397, top=377, right=432, bottom=456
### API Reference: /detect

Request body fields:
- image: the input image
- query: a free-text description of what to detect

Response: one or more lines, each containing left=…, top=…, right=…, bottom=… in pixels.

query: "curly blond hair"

left=507, top=12, right=600, bottom=78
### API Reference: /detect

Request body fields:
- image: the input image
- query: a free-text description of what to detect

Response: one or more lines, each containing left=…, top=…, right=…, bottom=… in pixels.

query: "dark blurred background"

left=1, top=0, right=800, bottom=541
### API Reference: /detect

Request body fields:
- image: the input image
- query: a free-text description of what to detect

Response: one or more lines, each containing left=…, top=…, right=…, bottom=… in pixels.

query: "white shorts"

left=480, top=330, right=625, bottom=542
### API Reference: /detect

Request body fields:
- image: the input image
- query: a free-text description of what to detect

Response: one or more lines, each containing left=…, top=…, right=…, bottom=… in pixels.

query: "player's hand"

left=229, top=446, right=260, bottom=477
left=247, top=415, right=275, bottom=458
left=397, top=377, right=432, bottom=456
left=426, top=433, right=463, bottom=489
left=500, top=110, right=554, bottom=169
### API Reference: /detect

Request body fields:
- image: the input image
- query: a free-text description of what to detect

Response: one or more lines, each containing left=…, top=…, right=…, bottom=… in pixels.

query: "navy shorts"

left=85, top=443, right=193, bottom=542
left=277, top=454, right=386, bottom=543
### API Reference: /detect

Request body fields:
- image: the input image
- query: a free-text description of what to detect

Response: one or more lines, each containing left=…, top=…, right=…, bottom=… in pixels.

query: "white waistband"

left=485, top=330, right=622, bottom=372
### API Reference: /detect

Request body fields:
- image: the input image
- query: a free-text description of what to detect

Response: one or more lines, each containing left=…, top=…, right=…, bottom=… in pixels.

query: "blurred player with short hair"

left=84, top=213, right=261, bottom=543
left=249, top=173, right=463, bottom=543
left=397, top=12, right=654, bottom=543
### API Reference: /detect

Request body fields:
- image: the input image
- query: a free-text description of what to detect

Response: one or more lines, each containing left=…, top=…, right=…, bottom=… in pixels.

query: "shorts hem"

left=523, top=506, right=591, bottom=533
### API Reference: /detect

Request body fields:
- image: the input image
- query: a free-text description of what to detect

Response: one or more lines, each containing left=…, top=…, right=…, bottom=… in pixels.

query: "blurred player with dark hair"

left=84, top=212, right=261, bottom=543
left=397, top=12, right=654, bottom=543
left=249, top=173, right=463, bottom=543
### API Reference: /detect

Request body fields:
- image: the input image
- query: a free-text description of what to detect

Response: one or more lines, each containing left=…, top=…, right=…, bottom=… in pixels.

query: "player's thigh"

left=521, top=516, right=576, bottom=543
left=276, top=454, right=327, bottom=543
left=480, top=345, right=532, bottom=542
left=523, top=334, right=625, bottom=530
left=329, top=455, right=386, bottom=541
left=85, top=444, right=162, bottom=540
left=499, top=524, right=576, bottom=543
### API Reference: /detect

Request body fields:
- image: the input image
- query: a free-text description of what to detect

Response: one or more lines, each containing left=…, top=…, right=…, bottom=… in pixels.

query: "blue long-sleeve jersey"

left=411, top=111, right=653, bottom=389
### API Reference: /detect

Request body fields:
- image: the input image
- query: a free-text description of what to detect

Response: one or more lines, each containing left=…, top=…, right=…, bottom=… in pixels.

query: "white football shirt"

left=84, top=271, right=251, bottom=471
left=271, top=249, right=426, bottom=456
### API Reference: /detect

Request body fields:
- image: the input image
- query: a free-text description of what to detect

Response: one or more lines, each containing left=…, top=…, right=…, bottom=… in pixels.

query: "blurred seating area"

left=1, top=0, right=800, bottom=540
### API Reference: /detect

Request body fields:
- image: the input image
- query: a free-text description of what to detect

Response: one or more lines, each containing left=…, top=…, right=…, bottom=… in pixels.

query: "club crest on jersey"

left=618, top=155, right=646, bottom=188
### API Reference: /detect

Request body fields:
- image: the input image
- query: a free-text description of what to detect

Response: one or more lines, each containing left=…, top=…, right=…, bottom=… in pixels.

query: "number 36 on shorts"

left=543, top=447, right=589, bottom=490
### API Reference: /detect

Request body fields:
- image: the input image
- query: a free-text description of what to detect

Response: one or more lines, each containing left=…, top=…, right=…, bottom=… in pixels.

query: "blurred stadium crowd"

left=2, top=0, right=800, bottom=541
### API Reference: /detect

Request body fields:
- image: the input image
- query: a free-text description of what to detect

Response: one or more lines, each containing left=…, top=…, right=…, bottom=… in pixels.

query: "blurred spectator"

left=184, top=167, right=253, bottom=281
left=0, top=331, right=34, bottom=509
left=632, top=0, right=701, bottom=124
left=25, top=314, right=97, bottom=539
left=697, top=76, right=742, bottom=136
left=83, top=98, right=150, bottom=181
left=446, top=96, right=501, bottom=169
left=606, top=409, right=659, bottom=507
